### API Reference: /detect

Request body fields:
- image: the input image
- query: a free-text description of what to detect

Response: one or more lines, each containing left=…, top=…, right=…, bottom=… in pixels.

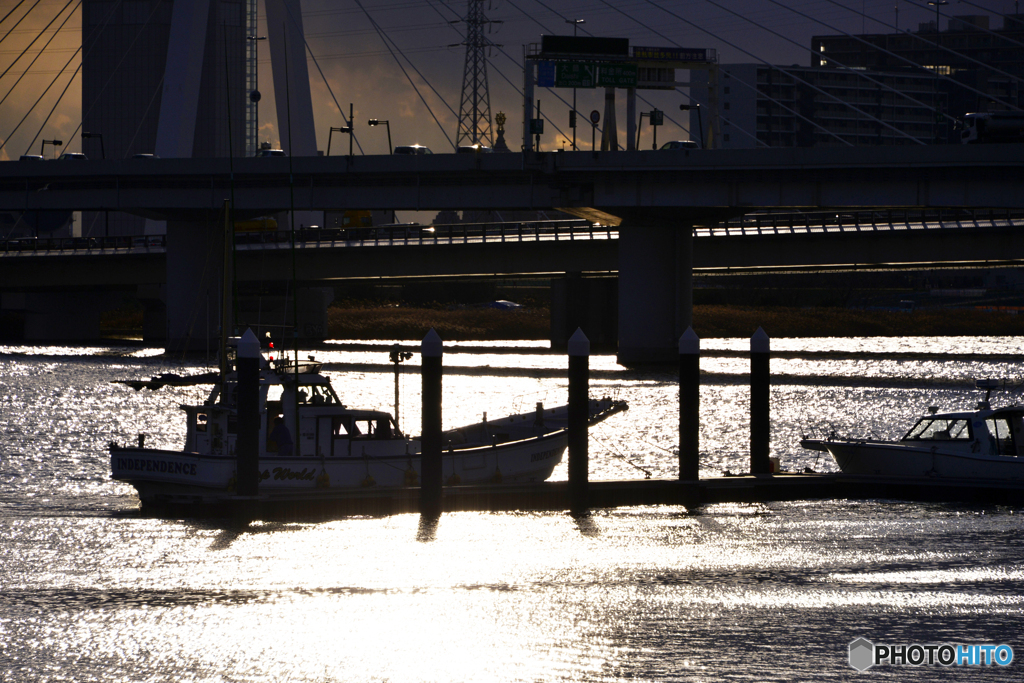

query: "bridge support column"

left=617, top=224, right=693, bottom=364
left=166, top=218, right=227, bottom=353
left=0, top=291, right=120, bottom=341
left=551, top=274, right=618, bottom=353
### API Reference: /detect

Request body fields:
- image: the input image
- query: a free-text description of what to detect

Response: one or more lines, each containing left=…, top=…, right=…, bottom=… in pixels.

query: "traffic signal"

left=569, top=110, right=577, bottom=129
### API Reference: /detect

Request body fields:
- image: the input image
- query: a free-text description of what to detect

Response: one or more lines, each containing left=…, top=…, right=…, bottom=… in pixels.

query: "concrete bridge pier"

left=0, top=290, right=122, bottom=341
left=165, top=217, right=231, bottom=353
left=165, top=217, right=334, bottom=351
left=617, top=220, right=693, bottom=365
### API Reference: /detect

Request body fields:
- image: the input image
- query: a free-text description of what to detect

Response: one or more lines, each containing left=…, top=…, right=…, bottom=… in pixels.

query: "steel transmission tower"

left=455, top=0, right=497, bottom=147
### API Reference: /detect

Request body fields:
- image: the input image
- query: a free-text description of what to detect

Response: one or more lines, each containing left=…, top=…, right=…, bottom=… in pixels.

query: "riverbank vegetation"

left=324, top=303, right=1024, bottom=340
left=99, top=302, right=1024, bottom=340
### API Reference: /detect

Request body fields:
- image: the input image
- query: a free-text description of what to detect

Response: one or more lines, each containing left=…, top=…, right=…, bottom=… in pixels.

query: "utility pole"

left=454, top=0, right=501, bottom=147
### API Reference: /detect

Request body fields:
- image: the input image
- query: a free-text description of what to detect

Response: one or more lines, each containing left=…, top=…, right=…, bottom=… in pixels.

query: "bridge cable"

left=0, top=0, right=30, bottom=30
left=584, top=0, right=846, bottom=147
left=526, top=0, right=813, bottom=147
left=278, top=0, right=364, bottom=153
left=122, top=74, right=164, bottom=158
left=0, top=0, right=76, bottom=83
left=1, top=44, right=80, bottom=155
left=898, top=0, right=1024, bottom=72
left=702, top=0, right=938, bottom=138
left=0, top=0, right=80, bottom=108
left=637, top=0, right=926, bottom=146
left=955, top=0, right=1024, bottom=40
left=930, top=0, right=1024, bottom=50
left=794, top=0, right=1022, bottom=111
left=354, top=0, right=456, bottom=150
left=0, top=0, right=123, bottom=155
left=425, top=0, right=578, bottom=146
left=0, top=0, right=42, bottom=49
left=521, top=0, right=767, bottom=147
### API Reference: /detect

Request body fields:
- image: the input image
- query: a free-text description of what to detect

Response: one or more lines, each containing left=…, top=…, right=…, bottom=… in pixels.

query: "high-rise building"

left=689, top=64, right=946, bottom=148
left=812, top=14, right=1024, bottom=126
left=690, top=12, right=1020, bottom=149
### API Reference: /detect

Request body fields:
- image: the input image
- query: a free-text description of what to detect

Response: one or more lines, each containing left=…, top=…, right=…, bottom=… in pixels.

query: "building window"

left=723, top=134, right=731, bottom=142
left=724, top=86, right=730, bottom=94
left=724, top=102, right=730, bottom=110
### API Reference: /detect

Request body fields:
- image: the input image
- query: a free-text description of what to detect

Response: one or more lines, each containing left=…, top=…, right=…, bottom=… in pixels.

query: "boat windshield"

left=985, top=417, right=1017, bottom=456
left=903, top=418, right=972, bottom=441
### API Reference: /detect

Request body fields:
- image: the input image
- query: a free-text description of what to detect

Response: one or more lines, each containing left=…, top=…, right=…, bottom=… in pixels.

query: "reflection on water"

left=1, top=337, right=1023, bottom=681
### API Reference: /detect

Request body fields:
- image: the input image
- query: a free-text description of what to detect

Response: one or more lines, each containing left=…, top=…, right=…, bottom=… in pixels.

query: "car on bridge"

left=393, top=145, right=432, bottom=155
left=659, top=140, right=699, bottom=150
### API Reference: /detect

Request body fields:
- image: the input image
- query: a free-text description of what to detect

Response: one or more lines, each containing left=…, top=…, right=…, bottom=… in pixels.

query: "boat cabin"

left=181, top=352, right=408, bottom=459
left=901, top=408, right=1024, bottom=457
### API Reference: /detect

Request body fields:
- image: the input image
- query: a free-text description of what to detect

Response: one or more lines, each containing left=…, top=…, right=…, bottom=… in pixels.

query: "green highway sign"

left=555, top=62, right=596, bottom=88
left=597, top=63, right=637, bottom=88
left=552, top=61, right=638, bottom=89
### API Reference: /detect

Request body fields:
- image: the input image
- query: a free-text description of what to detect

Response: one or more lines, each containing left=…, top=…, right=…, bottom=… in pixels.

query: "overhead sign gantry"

left=523, top=36, right=719, bottom=152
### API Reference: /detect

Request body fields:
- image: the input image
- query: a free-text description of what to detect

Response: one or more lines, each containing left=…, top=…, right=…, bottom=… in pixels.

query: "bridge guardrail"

left=4, top=210, right=1021, bottom=254
left=698, top=208, right=1024, bottom=238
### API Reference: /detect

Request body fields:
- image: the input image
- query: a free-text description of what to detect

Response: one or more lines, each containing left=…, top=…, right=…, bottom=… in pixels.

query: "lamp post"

left=41, top=139, right=62, bottom=158
left=81, top=132, right=104, bottom=159
left=679, top=103, right=704, bottom=148
left=327, top=125, right=353, bottom=157
left=565, top=19, right=585, bottom=151
left=927, top=0, right=947, bottom=31
left=246, top=35, right=266, bottom=156
left=368, top=119, right=391, bottom=154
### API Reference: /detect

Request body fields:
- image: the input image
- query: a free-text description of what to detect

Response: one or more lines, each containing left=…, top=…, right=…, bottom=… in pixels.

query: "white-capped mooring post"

left=236, top=328, right=261, bottom=497
left=679, top=327, right=700, bottom=480
left=750, top=327, right=771, bottom=474
left=420, top=329, right=444, bottom=517
left=568, top=328, right=590, bottom=515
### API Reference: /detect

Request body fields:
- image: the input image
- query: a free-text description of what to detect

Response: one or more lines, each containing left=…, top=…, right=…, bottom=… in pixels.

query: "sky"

left=0, top=0, right=1020, bottom=160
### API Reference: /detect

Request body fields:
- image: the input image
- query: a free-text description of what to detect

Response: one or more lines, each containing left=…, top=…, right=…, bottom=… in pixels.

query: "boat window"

left=985, top=417, right=1017, bottom=456
left=332, top=416, right=349, bottom=437
left=904, top=418, right=971, bottom=441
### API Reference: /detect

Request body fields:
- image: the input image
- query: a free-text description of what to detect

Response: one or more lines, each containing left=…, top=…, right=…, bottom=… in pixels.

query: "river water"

left=1, top=336, right=1023, bottom=681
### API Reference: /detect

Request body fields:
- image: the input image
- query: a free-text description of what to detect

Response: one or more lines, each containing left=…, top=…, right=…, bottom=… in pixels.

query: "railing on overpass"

left=0, top=219, right=613, bottom=254
left=4, top=210, right=1022, bottom=255
left=700, top=208, right=1024, bottom=237
left=237, top=219, right=614, bottom=248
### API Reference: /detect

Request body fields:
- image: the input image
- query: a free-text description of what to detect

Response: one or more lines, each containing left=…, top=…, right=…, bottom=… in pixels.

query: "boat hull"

left=111, top=430, right=568, bottom=506
left=802, top=439, right=1024, bottom=481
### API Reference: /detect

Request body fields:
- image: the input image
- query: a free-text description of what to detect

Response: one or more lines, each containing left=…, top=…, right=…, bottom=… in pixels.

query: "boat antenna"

left=283, top=26, right=301, bottom=447
left=390, top=344, right=414, bottom=432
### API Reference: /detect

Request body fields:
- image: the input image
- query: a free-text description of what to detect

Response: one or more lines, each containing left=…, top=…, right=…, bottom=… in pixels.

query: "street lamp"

left=679, top=103, right=704, bottom=148
left=82, top=132, right=104, bottom=159
left=566, top=19, right=585, bottom=151
left=246, top=35, right=267, bottom=156
left=927, top=1, right=948, bottom=31
left=41, top=139, right=62, bottom=158
left=327, top=126, right=352, bottom=156
left=368, top=119, right=391, bottom=154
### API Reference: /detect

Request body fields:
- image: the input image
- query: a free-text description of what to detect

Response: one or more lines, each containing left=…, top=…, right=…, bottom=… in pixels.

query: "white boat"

left=801, top=379, right=1024, bottom=480
left=110, top=338, right=627, bottom=507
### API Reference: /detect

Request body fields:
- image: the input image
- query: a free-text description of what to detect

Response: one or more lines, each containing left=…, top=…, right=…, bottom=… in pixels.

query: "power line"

left=0, top=0, right=31, bottom=29
left=279, top=0, right=364, bottom=153
left=354, top=0, right=456, bottom=150
left=0, top=0, right=78, bottom=83
left=0, top=0, right=79, bottom=108
left=0, top=0, right=42, bottom=48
